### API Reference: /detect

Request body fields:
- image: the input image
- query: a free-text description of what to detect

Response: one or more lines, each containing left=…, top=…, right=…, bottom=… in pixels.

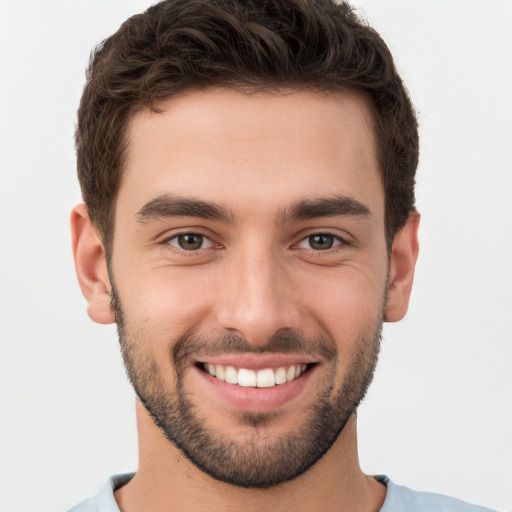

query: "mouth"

left=191, top=355, right=320, bottom=412
left=197, top=362, right=315, bottom=388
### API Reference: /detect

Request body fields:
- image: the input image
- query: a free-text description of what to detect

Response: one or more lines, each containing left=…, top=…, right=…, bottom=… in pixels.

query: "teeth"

left=215, top=364, right=225, bottom=381
left=256, top=368, right=275, bottom=388
left=203, top=363, right=309, bottom=387
left=224, top=365, right=238, bottom=384
left=238, top=368, right=257, bottom=387
left=275, top=367, right=287, bottom=385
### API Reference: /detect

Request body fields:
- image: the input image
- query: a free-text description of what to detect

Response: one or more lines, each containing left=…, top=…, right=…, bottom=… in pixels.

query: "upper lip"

left=193, top=354, right=319, bottom=371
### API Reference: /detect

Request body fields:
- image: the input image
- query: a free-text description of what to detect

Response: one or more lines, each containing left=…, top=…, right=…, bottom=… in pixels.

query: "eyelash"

left=160, top=231, right=348, bottom=254
left=295, top=232, right=347, bottom=252
left=162, top=232, right=217, bottom=252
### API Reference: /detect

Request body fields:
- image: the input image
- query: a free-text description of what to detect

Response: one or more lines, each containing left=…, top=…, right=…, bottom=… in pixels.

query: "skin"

left=72, top=88, right=419, bottom=512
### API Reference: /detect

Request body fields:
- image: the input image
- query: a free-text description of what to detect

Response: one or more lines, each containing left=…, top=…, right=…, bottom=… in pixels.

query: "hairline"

left=101, top=83, right=393, bottom=257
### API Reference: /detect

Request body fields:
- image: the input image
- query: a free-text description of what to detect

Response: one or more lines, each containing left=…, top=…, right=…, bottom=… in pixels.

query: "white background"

left=0, top=1, right=511, bottom=511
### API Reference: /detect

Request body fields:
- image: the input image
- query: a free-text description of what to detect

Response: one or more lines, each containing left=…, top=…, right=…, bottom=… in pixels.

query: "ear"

left=384, top=211, right=420, bottom=322
left=71, top=204, right=115, bottom=324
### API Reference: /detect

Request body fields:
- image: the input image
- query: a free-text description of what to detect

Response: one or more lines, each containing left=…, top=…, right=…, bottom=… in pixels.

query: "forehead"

left=119, top=88, right=382, bottom=221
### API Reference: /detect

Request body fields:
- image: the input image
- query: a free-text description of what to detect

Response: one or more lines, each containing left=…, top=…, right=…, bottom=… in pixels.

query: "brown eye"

left=168, top=233, right=214, bottom=251
left=298, top=233, right=341, bottom=251
left=309, top=234, right=334, bottom=250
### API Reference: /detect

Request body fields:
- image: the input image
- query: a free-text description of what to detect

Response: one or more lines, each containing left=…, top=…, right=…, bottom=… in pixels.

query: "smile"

left=201, top=363, right=311, bottom=387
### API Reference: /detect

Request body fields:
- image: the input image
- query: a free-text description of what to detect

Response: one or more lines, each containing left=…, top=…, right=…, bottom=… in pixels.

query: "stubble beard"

left=111, top=286, right=383, bottom=489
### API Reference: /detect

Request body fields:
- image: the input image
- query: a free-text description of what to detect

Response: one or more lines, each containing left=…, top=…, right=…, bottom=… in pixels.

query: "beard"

left=111, top=284, right=383, bottom=489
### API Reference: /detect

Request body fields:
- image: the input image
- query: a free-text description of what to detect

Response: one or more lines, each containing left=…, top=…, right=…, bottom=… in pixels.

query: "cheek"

left=117, top=273, right=210, bottom=390
left=119, top=267, right=214, bottom=340
left=296, top=267, right=385, bottom=349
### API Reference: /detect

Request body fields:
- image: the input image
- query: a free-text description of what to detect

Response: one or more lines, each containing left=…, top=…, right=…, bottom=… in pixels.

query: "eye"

left=297, top=233, right=342, bottom=251
left=167, top=233, right=215, bottom=251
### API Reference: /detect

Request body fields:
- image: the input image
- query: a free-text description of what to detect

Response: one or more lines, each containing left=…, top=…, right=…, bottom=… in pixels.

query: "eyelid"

left=171, top=234, right=214, bottom=249
left=160, top=230, right=218, bottom=251
left=294, top=229, right=352, bottom=251
left=297, top=233, right=341, bottom=249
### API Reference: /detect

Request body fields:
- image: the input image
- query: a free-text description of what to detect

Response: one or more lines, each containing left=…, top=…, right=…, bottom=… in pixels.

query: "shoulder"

left=67, top=473, right=134, bottom=512
left=377, top=476, right=498, bottom=512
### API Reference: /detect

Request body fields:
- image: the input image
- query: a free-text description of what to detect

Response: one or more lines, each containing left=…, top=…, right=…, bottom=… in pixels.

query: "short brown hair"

left=76, top=0, right=418, bottom=251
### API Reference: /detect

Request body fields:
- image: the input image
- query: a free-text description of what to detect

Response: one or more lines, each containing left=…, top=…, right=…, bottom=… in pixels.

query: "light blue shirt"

left=68, top=473, right=498, bottom=512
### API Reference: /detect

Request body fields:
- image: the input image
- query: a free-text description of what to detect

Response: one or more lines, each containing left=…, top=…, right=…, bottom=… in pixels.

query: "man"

left=68, top=0, right=496, bottom=510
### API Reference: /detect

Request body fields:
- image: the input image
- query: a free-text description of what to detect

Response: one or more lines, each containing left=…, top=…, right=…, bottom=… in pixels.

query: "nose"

left=215, top=247, right=299, bottom=346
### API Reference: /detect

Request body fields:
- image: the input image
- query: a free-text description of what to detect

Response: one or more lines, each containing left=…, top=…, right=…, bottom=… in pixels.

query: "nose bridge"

left=216, top=242, right=297, bottom=345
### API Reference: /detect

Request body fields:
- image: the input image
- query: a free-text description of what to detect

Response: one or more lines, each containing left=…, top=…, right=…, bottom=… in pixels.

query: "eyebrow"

left=135, top=193, right=371, bottom=225
left=277, top=196, right=371, bottom=224
left=135, top=194, right=235, bottom=223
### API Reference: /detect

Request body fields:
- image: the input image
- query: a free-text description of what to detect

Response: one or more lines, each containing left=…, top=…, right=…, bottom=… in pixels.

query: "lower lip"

left=194, top=365, right=316, bottom=412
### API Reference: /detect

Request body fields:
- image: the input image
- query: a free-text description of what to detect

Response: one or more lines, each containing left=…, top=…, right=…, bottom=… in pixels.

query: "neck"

left=115, top=401, right=386, bottom=512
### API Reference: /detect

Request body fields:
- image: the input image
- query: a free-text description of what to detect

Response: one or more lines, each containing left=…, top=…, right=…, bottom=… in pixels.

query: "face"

left=109, top=89, right=390, bottom=487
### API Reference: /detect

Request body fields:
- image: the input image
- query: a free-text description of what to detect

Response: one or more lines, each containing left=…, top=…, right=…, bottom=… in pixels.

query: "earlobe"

left=71, top=204, right=115, bottom=324
left=384, top=211, right=420, bottom=322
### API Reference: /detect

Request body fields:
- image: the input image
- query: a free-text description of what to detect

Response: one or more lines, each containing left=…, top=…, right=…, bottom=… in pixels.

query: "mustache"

left=172, top=328, right=338, bottom=366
